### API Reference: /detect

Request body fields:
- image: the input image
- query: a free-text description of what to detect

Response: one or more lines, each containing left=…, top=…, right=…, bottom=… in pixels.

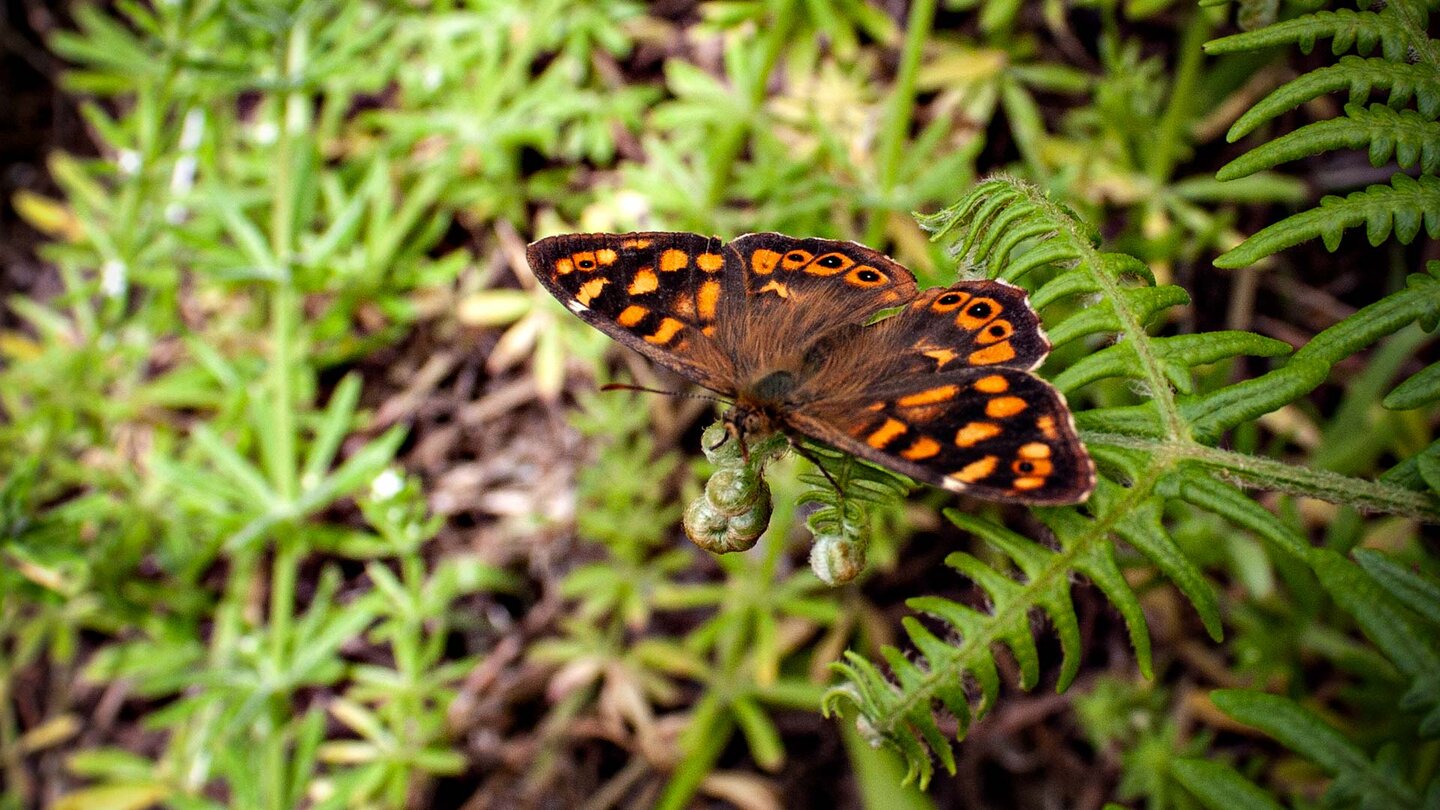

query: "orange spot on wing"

left=1013, top=458, right=1053, bottom=476
left=986, top=396, right=1028, bottom=418
left=696, top=253, right=724, bottom=272
left=922, top=347, right=958, bottom=368
left=556, top=257, right=575, bottom=275
left=951, top=456, right=998, bottom=483
left=900, top=436, right=941, bottom=460
left=1037, top=416, right=1059, bottom=439
left=866, top=401, right=885, bottom=411
left=1012, top=476, right=1045, bottom=491
left=930, top=291, right=971, bottom=312
left=867, top=418, right=908, bottom=449
left=969, top=342, right=1017, bottom=365
left=620, top=238, right=652, bottom=249
left=674, top=294, right=696, bottom=318
left=660, top=249, right=689, bottom=272
left=628, top=268, right=658, bottom=295
left=977, top=319, right=1013, bottom=344
left=577, top=278, right=608, bottom=305
left=644, top=317, right=685, bottom=344
left=1019, top=442, right=1051, bottom=459
left=698, top=280, right=721, bottom=320
left=751, top=249, right=781, bottom=275
left=955, top=421, right=1001, bottom=447
left=618, top=305, right=648, bottom=327
left=973, top=374, right=1009, bottom=393
left=572, top=251, right=598, bottom=271
left=898, top=385, right=959, bottom=407
left=781, top=250, right=813, bottom=270
left=757, top=280, right=789, bottom=299
left=956, top=297, right=1001, bottom=329
left=596, top=248, right=618, bottom=266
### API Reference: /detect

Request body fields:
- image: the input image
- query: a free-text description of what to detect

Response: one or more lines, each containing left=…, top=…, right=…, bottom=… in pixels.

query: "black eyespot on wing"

left=939, top=293, right=963, bottom=305
left=786, top=251, right=807, bottom=262
left=577, top=259, right=595, bottom=269
left=988, top=325, right=1005, bottom=336
left=968, top=302, right=991, bottom=318
left=858, top=270, right=881, bottom=282
left=817, top=255, right=845, bottom=268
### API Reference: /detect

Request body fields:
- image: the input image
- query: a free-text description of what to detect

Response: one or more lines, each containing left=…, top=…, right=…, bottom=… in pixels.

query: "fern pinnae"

left=1227, top=55, right=1440, bottom=141
left=1202, top=7, right=1419, bottom=62
left=1217, top=103, right=1440, bottom=180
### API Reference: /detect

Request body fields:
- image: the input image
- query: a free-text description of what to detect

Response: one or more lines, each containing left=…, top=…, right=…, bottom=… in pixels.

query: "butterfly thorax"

left=724, top=369, right=800, bottom=442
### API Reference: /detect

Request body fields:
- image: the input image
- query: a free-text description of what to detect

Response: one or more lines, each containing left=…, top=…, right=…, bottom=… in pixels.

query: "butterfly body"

left=528, top=231, right=1094, bottom=505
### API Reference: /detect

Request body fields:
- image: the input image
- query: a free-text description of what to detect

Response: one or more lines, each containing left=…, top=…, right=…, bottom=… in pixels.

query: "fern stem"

left=1007, top=180, right=1191, bottom=440
left=1083, top=432, right=1440, bottom=522
left=869, top=458, right=1170, bottom=740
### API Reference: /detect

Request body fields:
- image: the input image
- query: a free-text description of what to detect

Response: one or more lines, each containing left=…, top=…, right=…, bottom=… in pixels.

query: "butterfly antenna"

left=599, top=382, right=732, bottom=406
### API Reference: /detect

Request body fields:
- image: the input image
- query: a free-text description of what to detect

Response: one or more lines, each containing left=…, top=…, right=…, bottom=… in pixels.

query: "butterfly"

left=527, top=231, right=1094, bottom=505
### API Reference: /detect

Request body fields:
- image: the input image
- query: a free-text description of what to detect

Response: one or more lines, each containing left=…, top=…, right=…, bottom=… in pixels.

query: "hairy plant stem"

left=1083, top=431, right=1440, bottom=522
left=1009, top=180, right=1191, bottom=440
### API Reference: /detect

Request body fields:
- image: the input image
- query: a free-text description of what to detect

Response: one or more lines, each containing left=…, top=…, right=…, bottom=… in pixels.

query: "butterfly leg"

left=786, top=436, right=841, bottom=492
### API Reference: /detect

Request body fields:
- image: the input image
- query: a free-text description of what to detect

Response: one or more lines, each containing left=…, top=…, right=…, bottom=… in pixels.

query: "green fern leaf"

left=1384, top=359, right=1440, bottom=409
left=1213, top=689, right=1427, bottom=809
left=1229, top=56, right=1440, bottom=141
left=1053, top=332, right=1292, bottom=395
left=1171, top=758, right=1287, bottom=810
left=1214, top=173, right=1440, bottom=267
left=1218, top=104, right=1440, bottom=180
left=1203, top=8, right=1417, bottom=61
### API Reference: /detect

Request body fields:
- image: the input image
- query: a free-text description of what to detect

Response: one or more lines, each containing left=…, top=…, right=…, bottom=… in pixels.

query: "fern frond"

left=1203, top=8, right=1422, bottom=62
left=1228, top=56, right=1440, bottom=141
left=829, top=176, right=1440, bottom=785
left=1213, top=690, right=1432, bottom=810
left=1218, top=104, right=1440, bottom=180
left=1214, top=173, right=1440, bottom=268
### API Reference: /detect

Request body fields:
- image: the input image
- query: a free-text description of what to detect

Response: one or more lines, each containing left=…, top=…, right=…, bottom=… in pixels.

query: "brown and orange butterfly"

left=527, top=231, right=1094, bottom=505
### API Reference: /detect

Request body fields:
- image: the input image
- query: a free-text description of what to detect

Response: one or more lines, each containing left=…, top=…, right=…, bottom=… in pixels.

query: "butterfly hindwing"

left=792, top=367, right=1093, bottom=505
left=527, top=231, right=740, bottom=392
left=887, top=280, right=1051, bottom=373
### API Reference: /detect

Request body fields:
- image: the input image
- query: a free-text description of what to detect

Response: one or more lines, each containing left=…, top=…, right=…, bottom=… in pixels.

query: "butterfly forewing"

left=527, top=232, right=741, bottom=392
left=727, top=233, right=918, bottom=322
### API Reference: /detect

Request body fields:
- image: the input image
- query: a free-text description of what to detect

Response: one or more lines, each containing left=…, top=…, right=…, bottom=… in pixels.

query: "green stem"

left=703, top=3, right=792, bottom=209
left=1013, top=180, right=1191, bottom=440
left=866, top=0, right=937, bottom=246
left=1145, top=9, right=1212, bottom=186
left=266, top=18, right=310, bottom=669
left=1084, top=432, right=1440, bottom=522
left=872, top=457, right=1167, bottom=739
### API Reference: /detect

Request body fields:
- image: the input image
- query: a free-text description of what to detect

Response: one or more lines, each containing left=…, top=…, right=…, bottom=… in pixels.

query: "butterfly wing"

left=786, top=278, right=1093, bottom=505
left=725, top=233, right=918, bottom=322
left=790, top=367, right=1094, bottom=504
left=888, top=280, right=1052, bottom=372
left=528, top=232, right=741, bottom=393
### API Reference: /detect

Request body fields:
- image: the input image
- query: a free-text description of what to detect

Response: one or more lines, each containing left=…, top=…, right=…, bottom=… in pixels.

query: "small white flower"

left=116, top=150, right=141, bottom=175
left=370, top=469, right=404, bottom=501
left=178, top=108, right=205, bottom=150
left=253, top=121, right=278, bottom=145
left=100, top=259, right=127, bottom=298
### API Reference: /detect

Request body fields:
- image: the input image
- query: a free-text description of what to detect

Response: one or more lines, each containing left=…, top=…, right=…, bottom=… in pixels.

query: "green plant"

left=1205, top=0, right=1440, bottom=268
left=822, top=174, right=1440, bottom=786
